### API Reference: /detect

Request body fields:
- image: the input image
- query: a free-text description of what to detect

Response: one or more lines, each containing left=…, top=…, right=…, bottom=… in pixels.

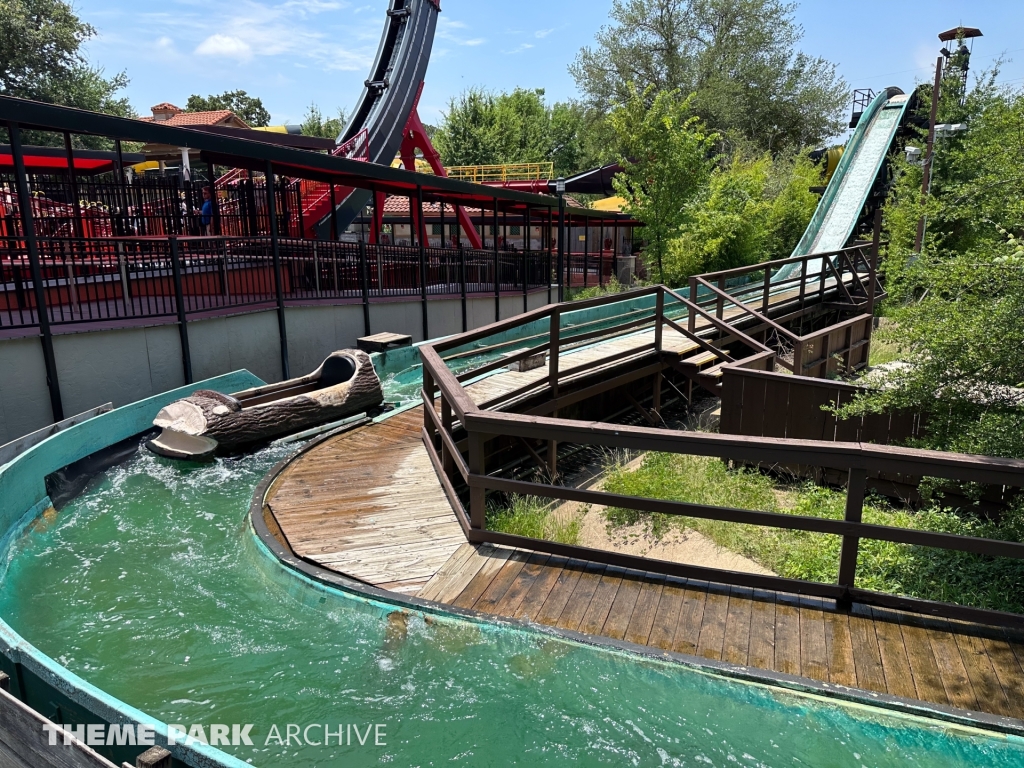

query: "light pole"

left=555, top=177, right=565, bottom=302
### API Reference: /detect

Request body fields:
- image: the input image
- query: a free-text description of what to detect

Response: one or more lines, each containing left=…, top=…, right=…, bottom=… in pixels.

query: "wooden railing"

left=685, top=239, right=883, bottom=376
left=419, top=277, right=1024, bottom=629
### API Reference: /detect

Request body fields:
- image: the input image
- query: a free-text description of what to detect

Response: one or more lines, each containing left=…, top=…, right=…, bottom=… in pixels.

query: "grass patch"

left=567, top=277, right=628, bottom=302
left=602, top=453, right=1024, bottom=613
left=868, top=336, right=903, bottom=366
left=487, top=494, right=582, bottom=545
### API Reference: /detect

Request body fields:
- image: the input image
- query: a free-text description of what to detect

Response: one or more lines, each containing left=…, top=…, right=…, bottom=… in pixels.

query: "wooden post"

left=688, top=276, right=698, bottom=334
left=9, top=121, right=64, bottom=421
left=265, top=160, right=290, bottom=380
left=837, top=467, right=868, bottom=606
left=169, top=237, right=193, bottom=384
left=716, top=275, right=726, bottom=320
left=762, top=264, right=771, bottom=314
left=654, top=285, right=664, bottom=353
left=547, top=308, right=561, bottom=476
left=441, top=395, right=454, bottom=475
left=422, top=366, right=435, bottom=440
left=469, top=431, right=486, bottom=529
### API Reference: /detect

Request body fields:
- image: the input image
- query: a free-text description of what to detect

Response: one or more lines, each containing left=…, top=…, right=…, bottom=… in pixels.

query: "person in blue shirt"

left=197, top=185, right=214, bottom=234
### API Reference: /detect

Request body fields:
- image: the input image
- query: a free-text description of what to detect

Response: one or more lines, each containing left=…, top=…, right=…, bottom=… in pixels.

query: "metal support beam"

left=9, top=121, right=64, bottom=421
left=556, top=196, right=565, bottom=302
left=62, top=131, right=84, bottom=238
left=265, top=159, right=290, bottom=380
left=417, top=185, right=428, bottom=339
left=168, top=236, right=193, bottom=383
left=359, top=239, right=371, bottom=336
left=493, top=199, right=500, bottom=322
left=915, top=56, right=943, bottom=253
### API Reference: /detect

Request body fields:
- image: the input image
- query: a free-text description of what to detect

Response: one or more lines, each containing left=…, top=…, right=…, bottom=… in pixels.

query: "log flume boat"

left=146, top=350, right=383, bottom=460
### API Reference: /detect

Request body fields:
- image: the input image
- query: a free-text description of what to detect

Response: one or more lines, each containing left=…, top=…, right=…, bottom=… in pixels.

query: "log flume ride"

left=146, top=350, right=383, bottom=460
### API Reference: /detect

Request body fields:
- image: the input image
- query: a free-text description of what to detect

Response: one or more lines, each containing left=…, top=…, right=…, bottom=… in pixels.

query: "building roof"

left=140, top=110, right=248, bottom=128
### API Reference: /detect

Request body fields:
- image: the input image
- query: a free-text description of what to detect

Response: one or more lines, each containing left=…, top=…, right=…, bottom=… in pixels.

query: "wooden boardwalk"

left=419, top=543, right=1024, bottom=720
left=267, top=322, right=698, bottom=593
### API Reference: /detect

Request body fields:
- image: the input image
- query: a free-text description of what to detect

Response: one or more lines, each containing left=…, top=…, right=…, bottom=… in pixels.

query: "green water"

left=2, top=447, right=1023, bottom=767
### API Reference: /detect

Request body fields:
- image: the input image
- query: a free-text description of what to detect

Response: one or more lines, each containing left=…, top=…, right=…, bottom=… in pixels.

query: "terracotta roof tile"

left=139, top=110, right=249, bottom=128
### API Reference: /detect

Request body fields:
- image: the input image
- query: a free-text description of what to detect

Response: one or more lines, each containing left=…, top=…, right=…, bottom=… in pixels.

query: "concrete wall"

left=0, top=291, right=552, bottom=445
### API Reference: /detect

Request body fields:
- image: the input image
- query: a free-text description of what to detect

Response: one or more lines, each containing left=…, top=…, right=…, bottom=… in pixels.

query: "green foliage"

left=567, top=277, right=628, bottom=302
left=299, top=103, right=347, bottom=140
left=602, top=453, right=1024, bottom=613
left=842, top=70, right=1024, bottom=458
left=432, top=87, right=596, bottom=176
left=0, top=0, right=133, bottom=146
left=186, top=90, right=271, bottom=127
left=663, top=150, right=819, bottom=281
left=571, top=0, right=848, bottom=154
left=609, top=87, right=718, bottom=281
left=487, top=495, right=581, bottom=545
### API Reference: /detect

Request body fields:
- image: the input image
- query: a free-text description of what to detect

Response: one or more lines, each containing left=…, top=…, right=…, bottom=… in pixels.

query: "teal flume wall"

left=0, top=371, right=264, bottom=768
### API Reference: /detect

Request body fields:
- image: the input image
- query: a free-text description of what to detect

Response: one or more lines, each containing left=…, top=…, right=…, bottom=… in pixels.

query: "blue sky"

left=79, top=0, right=1024, bottom=133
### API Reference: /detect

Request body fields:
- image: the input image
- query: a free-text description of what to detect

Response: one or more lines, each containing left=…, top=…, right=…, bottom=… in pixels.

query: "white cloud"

left=437, top=17, right=485, bottom=46
left=136, top=0, right=374, bottom=71
left=534, top=28, right=555, bottom=39
left=195, top=34, right=253, bottom=61
left=504, top=43, right=535, bottom=55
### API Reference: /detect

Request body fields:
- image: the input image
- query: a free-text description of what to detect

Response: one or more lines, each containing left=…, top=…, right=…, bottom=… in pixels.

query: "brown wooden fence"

left=719, top=366, right=922, bottom=444
left=418, top=284, right=1024, bottom=629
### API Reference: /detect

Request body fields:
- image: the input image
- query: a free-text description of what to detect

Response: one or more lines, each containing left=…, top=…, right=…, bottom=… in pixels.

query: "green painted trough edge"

left=0, top=370, right=263, bottom=768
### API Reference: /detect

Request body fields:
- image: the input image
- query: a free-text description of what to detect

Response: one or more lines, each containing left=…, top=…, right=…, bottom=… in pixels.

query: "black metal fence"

left=0, top=235, right=552, bottom=330
left=0, top=172, right=306, bottom=240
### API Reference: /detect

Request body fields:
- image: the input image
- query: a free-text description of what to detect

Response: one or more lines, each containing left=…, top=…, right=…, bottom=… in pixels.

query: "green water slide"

left=795, top=88, right=911, bottom=257
left=776, top=89, right=911, bottom=283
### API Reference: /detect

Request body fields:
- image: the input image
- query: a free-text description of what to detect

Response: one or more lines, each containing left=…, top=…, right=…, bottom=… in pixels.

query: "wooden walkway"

left=267, top=322, right=698, bottom=593
left=419, top=544, right=1024, bottom=721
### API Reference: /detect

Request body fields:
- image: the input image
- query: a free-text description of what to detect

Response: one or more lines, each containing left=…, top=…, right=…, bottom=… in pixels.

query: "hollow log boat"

left=146, top=350, right=383, bottom=460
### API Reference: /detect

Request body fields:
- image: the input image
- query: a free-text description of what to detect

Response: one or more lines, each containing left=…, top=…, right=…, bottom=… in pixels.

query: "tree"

left=665, top=150, right=819, bottom=281
left=571, top=0, right=848, bottom=153
left=186, top=90, right=271, bottom=127
left=609, top=87, right=718, bottom=280
left=300, top=103, right=347, bottom=140
left=432, top=87, right=599, bottom=175
left=841, top=69, right=1024, bottom=459
left=0, top=0, right=134, bottom=145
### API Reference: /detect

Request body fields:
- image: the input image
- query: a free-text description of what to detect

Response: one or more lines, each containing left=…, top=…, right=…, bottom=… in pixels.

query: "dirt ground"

left=550, top=455, right=774, bottom=577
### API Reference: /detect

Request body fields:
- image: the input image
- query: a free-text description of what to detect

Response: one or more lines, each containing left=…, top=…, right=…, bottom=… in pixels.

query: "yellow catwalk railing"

left=445, top=162, right=554, bottom=183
